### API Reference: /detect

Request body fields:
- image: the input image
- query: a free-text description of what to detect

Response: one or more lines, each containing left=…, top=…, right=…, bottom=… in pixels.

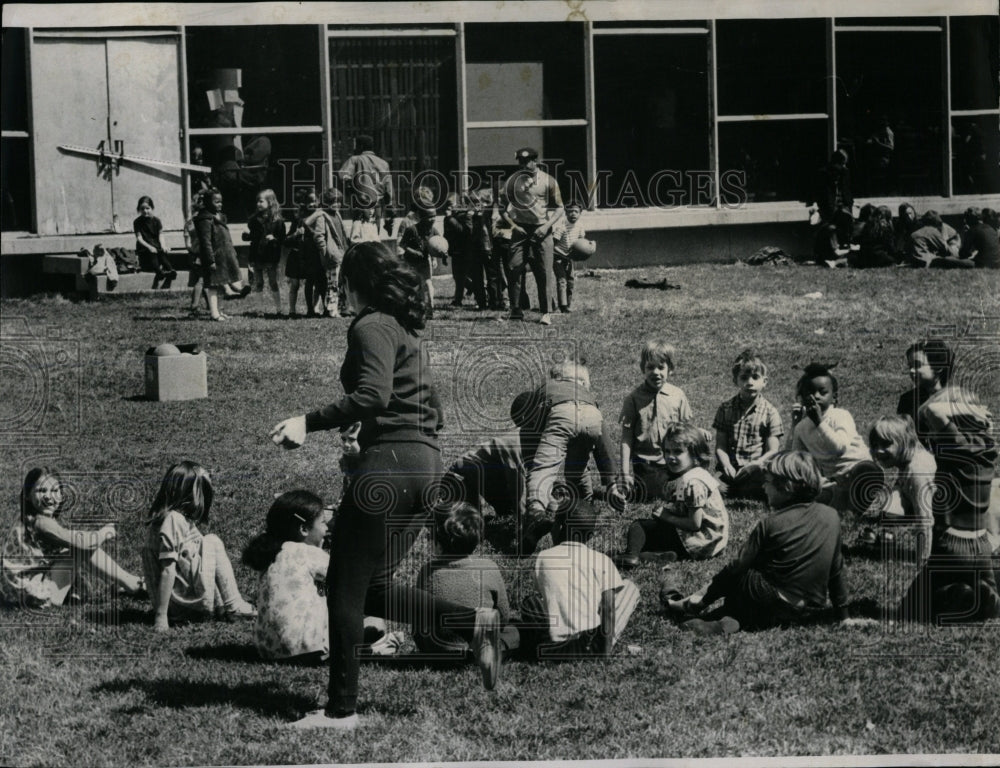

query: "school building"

left=2, top=1, right=999, bottom=296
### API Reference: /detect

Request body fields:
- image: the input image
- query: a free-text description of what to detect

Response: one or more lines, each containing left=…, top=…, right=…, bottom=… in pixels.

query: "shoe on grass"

left=539, top=313, right=552, bottom=326
left=638, top=551, right=679, bottom=565
left=681, top=616, right=740, bottom=636
left=289, top=709, right=359, bottom=730
left=472, top=607, right=502, bottom=690
left=613, top=553, right=640, bottom=570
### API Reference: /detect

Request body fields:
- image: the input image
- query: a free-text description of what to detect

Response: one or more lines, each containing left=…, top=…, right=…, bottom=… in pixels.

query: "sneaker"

left=224, top=600, right=257, bottom=620
left=472, top=607, right=502, bottom=690
left=539, top=313, right=552, bottom=326
left=107, top=279, right=119, bottom=292
left=681, top=616, right=740, bottom=636
left=613, top=553, right=640, bottom=570
left=289, top=709, right=359, bottom=731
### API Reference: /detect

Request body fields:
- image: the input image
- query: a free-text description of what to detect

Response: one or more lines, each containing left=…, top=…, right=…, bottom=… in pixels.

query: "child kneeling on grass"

left=616, top=422, right=729, bottom=569
left=142, top=461, right=256, bottom=632
left=664, top=451, right=850, bottom=634
left=414, top=502, right=519, bottom=659
left=519, top=498, right=640, bottom=659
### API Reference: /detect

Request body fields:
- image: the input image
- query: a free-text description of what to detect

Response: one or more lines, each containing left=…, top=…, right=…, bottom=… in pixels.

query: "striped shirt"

left=553, top=217, right=587, bottom=257
left=712, top=394, right=784, bottom=469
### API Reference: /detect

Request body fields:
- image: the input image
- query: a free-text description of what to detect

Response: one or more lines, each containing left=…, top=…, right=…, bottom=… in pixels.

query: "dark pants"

left=506, top=225, right=555, bottom=317
left=701, top=563, right=815, bottom=630
left=483, top=250, right=507, bottom=309
left=625, top=516, right=686, bottom=558
left=450, top=253, right=468, bottom=305
left=897, top=528, right=1000, bottom=624
left=326, top=441, right=478, bottom=714
left=517, top=594, right=603, bottom=661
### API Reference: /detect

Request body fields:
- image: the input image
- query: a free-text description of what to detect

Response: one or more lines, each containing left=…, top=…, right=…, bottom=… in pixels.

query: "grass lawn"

left=1, top=262, right=998, bottom=766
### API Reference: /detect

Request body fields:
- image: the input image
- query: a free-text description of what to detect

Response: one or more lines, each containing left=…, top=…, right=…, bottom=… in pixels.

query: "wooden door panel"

left=107, top=38, right=182, bottom=230
left=31, top=39, right=113, bottom=235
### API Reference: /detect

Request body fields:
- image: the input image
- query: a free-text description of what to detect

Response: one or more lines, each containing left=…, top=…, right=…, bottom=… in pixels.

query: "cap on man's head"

left=515, top=147, right=539, bottom=162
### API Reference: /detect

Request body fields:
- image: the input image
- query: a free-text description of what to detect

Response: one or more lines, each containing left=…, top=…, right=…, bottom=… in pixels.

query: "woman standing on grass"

left=270, top=240, right=502, bottom=730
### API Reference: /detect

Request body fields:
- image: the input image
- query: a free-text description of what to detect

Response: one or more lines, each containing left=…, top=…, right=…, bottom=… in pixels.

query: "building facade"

left=2, top=1, right=998, bottom=270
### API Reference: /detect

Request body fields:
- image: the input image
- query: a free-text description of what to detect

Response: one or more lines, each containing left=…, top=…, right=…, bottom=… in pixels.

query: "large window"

left=464, top=23, right=586, bottom=200
left=594, top=27, right=709, bottom=208
left=2, top=27, right=31, bottom=231
left=328, top=32, right=457, bottom=211
left=835, top=21, right=945, bottom=197
left=950, top=16, right=1000, bottom=195
left=716, top=19, right=827, bottom=203
left=185, top=26, right=322, bottom=221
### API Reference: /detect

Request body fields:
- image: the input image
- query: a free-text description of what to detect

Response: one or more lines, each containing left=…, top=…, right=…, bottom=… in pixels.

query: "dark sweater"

left=305, top=307, right=443, bottom=449
left=728, top=501, right=848, bottom=612
left=961, top=223, right=1000, bottom=269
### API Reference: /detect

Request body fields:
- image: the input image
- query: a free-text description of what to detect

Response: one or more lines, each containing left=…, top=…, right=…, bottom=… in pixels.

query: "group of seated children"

left=1, top=338, right=996, bottom=672
left=825, top=202, right=1000, bottom=270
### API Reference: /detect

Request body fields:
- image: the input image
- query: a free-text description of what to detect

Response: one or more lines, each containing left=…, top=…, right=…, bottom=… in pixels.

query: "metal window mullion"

left=320, top=24, right=333, bottom=191
left=457, top=22, right=469, bottom=191
left=584, top=20, right=596, bottom=210
left=944, top=16, right=953, bottom=197
left=179, top=25, right=190, bottom=218
left=828, top=18, right=837, bottom=155
left=710, top=19, right=719, bottom=209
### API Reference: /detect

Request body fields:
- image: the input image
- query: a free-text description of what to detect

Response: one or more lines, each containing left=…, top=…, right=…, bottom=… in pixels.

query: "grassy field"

left=1, top=262, right=999, bottom=766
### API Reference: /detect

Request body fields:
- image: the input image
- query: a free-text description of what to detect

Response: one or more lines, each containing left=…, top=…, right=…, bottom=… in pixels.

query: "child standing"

left=713, top=349, right=784, bottom=497
left=242, top=491, right=333, bottom=663
left=1, top=468, right=145, bottom=607
left=134, top=195, right=176, bottom=284
left=315, top=188, right=349, bottom=318
left=194, top=188, right=251, bottom=322
left=284, top=191, right=317, bottom=318
left=414, top=503, right=519, bottom=658
left=617, top=423, right=729, bottom=568
left=519, top=498, right=640, bottom=659
left=398, top=200, right=441, bottom=317
left=551, top=199, right=586, bottom=313
left=619, top=341, right=693, bottom=503
left=443, top=195, right=471, bottom=307
left=347, top=196, right=387, bottom=244
left=665, top=452, right=850, bottom=634
left=788, top=362, right=878, bottom=514
left=243, top=189, right=286, bottom=316
left=142, top=461, right=255, bottom=632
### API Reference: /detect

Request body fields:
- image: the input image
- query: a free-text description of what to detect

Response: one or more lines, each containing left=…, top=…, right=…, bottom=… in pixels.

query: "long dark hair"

left=243, top=491, right=325, bottom=571
left=20, top=466, right=62, bottom=530
left=341, top=240, right=428, bottom=331
left=147, top=461, right=213, bottom=526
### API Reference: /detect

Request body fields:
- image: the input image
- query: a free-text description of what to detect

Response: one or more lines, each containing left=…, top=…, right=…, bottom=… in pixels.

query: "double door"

left=31, top=33, right=182, bottom=234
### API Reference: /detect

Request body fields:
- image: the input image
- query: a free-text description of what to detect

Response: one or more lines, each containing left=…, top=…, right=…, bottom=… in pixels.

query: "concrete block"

left=144, top=344, right=207, bottom=401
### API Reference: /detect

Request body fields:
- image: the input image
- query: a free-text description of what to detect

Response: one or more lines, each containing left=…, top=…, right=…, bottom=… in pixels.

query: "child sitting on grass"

left=414, top=502, right=519, bottom=659
left=520, top=498, right=640, bottom=659
left=243, top=491, right=334, bottom=663
left=616, top=422, right=729, bottom=569
left=864, top=415, right=936, bottom=560
left=788, top=362, right=880, bottom=514
left=620, top=340, right=693, bottom=503
left=713, top=348, right=784, bottom=497
left=142, top=461, right=256, bottom=632
left=1, top=467, right=145, bottom=607
left=664, top=451, right=850, bottom=634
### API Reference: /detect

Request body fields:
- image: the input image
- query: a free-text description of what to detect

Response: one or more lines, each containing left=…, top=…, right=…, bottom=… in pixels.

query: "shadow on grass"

left=185, top=642, right=263, bottom=664
left=94, top=677, right=315, bottom=717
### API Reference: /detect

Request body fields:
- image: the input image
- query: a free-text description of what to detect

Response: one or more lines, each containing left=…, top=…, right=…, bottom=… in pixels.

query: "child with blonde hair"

left=142, top=461, right=255, bottom=631
left=243, top=188, right=285, bottom=315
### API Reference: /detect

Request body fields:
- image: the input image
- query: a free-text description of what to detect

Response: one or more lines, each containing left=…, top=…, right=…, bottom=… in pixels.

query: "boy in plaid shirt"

left=713, top=349, right=784, bottom=498
left=552, top=199, right=586, bottom=313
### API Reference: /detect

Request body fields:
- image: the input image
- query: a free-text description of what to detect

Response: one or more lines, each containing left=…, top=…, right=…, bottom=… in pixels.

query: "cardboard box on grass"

left=144, top=343, right=207, bottom=401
